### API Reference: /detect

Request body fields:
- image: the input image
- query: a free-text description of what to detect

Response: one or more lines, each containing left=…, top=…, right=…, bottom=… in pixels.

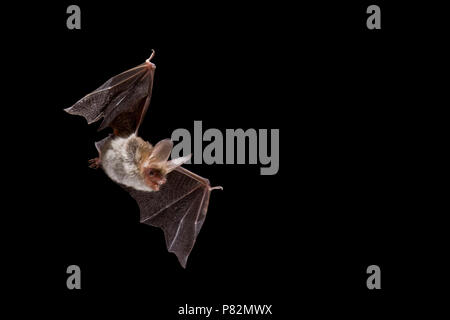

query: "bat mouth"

left=147, top=178, right=166, bottom=191
left=150, top=181, right=160, bottom=191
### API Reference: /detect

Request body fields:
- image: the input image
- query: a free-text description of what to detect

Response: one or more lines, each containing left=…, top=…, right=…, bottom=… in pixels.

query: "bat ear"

left=166, top=154, right=192, bottom=172
left=149, top=139, right=173, bottom=163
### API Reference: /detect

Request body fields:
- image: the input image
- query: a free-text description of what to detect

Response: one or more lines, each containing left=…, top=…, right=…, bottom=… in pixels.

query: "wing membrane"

left=125, top=167, right=215, bottom=268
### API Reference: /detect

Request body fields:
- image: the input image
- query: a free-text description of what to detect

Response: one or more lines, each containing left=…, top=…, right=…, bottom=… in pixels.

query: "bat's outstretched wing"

left=64, top=51, right=156, bottom=136
left=124, top=166, right=222, bottom=268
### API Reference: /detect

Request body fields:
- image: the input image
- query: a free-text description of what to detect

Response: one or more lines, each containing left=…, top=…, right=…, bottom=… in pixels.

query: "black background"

left=6, top=1, right=446, bottom=317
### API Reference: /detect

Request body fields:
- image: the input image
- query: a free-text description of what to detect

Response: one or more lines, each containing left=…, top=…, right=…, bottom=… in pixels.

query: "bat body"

left=100, top=134, right=169, bottom=192
left=65, top=51, right=221, bottom=267
left=101, top=134, right=153, bottom=192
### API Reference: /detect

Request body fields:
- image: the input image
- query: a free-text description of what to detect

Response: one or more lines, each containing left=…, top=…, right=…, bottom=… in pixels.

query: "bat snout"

left=145, top=174, right=167, bottom=191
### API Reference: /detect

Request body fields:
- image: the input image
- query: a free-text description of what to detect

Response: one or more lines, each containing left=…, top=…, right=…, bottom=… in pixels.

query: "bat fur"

left=100, top=134, right=155, bottom=192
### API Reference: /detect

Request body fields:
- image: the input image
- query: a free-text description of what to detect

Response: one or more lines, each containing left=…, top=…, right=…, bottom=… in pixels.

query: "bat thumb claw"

left=210, top=186, right=223, bottom=191
left=146, top=49, right=155, bottom=62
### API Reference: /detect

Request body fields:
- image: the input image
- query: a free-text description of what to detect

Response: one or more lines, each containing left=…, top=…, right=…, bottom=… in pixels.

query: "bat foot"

left=88, top=157, right=101, bottom=169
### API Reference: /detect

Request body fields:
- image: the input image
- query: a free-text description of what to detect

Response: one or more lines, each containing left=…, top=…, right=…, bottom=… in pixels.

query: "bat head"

left=142, top=139, right=191, bottom=191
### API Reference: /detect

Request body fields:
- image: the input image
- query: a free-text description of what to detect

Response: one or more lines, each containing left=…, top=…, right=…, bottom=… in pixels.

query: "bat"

left=65, top=50, right=222, bottom=268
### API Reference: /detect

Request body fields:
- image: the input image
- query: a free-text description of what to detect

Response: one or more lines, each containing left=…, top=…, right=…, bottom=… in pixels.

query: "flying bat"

left=65, top=50, right=222, bottom=268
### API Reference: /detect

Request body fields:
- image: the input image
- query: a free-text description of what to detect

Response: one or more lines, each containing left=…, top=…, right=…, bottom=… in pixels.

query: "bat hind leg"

left=88, top=157, right=101, bottom=169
